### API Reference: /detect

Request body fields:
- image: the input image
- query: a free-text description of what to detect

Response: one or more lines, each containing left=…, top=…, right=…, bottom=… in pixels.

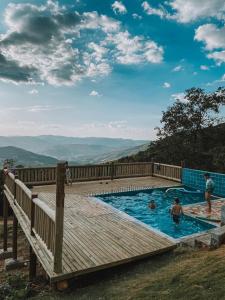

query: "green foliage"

left=0, top=273, right=30, bottom=300
left=119, top=87, right=225, bottom=172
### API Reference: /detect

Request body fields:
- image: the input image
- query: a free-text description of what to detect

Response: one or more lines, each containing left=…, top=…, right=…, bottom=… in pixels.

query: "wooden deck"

left=38, top=192, right=175, bottom=282
left=5, top=188, right=175, bottom=282
left=3, top=167, right=180, bottom=284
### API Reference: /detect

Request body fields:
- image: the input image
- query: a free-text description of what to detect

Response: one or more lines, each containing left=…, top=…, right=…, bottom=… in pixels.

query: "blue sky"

left=0, top=0, right=225, bottom=139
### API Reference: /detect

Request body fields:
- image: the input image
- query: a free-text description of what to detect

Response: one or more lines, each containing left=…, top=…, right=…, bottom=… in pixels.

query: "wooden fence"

left=153, top=163, right=182, bottom=182
left=15, top=162, right=181, bottom=185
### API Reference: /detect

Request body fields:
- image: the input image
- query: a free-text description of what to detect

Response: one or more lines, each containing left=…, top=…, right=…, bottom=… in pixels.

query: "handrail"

left=32, top=198, right=55, bottom=222
left=15, top=162, right=156, bottom=185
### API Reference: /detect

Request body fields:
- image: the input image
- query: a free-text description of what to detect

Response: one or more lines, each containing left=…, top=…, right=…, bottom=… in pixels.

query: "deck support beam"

left=12, top=212, right=18, bottom=260
left=3, top=195, right=9, bottom=252
left=54, top=161, right=66, bottom=274
left=29, top=246, right=37, bottom=281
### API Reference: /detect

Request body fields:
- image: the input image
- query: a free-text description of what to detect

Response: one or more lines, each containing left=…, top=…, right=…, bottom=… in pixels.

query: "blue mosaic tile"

left=182, top=168, right=225, bottom=197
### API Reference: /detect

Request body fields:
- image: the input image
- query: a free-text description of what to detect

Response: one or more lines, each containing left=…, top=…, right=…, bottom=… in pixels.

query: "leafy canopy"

left=157, top=87, right=225, bottom=138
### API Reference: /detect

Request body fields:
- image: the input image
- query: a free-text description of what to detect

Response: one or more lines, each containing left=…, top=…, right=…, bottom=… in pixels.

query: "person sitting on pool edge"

left=204, top=173, right=215, bottom=213
left=148, top=200, right=156, bottom=209
left=170, top=198, right=183, bottom=224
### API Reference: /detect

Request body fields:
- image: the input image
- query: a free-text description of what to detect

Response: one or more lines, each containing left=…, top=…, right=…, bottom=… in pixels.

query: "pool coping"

left=93, top=185, right=221, bottom=244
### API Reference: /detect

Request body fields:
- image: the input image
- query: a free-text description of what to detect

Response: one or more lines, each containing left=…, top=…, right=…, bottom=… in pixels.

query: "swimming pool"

left=98, top=187, right=216, bottom=239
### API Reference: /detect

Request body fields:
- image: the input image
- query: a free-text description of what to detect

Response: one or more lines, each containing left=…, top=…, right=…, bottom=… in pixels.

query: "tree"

left=155, top=87, right=225, bottom=168
left=157, top=87, right=225, bottom=138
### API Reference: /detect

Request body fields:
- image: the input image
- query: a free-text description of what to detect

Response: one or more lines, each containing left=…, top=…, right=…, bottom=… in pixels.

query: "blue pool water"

left=98, top=188, right=216, bottom=239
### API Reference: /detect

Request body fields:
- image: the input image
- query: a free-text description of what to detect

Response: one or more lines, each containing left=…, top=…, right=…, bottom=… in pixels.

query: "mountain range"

left=0, top=136, right=148, bottom=167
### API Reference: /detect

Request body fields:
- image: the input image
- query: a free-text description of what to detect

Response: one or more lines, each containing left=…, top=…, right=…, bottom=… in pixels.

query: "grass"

left=33, top=245, right=225, bottom=300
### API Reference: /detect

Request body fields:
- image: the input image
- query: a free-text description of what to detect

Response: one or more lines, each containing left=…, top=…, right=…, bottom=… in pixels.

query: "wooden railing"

left=115, top=162, right=153, bottom=178
left=3, top=171, right=58, bottom=267
left=14, top=162, right=182, bottom=185
left=153, top=163, right=182, bottom=182
left=4, top=172, right=15, bottom=196
left=32, top=197, right=56, bottom=254
left=15, top=162, right=154, bottom=185
left=16, top=167, right=56, bottom=186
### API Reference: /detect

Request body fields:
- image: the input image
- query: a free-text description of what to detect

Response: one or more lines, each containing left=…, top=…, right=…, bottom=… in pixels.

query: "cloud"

left=112, top=1, right=127, bottom=15
left=172, top=65, right=183, bottom=72
left=0, top=105, right=72, bottom=113
left=28, top=89, right=39, bottom=94
left=170, top=0, right=225, bottom=23
left=132, top=13, right=142, bottom=20
left=106, top=31, right=164, bottom=64
left=195, top=24, right=225, bottom=51
left=195, top=24, right=225, bottom=64
left=142, top=1, right=170, bottom=19
left=142, top=0, right=225, bottom=23
left=163, top=82, right=171, bottom=88
left=0, top=53, right=36, bottom=84
left=0, top=1, right=163, bottom=86
left=89, top=90, right=101, bottom=97
left=171, top=92, right=186, bottom=102
left=200, top=65, right=209, bottom=70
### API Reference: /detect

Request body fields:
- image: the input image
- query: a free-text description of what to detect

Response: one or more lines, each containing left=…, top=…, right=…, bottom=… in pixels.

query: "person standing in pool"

left=204, top=173, right=215, bottom=213
left=170, top=198, right=183, bottom=224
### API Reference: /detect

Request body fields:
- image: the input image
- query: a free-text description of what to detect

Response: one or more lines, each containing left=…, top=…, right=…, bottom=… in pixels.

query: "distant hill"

left=0, top=146, right=58, bottom=167
left=0, top=136, right=148, bottom=165
left=0, top=136, right=147, bottom=153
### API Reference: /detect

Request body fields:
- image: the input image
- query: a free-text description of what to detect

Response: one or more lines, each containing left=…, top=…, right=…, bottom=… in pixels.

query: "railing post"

left=54, top=161, right=66, bottom=273
left=31, top=193, right=38, bottom=236
left=3, top=194, right=8, bottom=252
left=29, top=193, right=38, bottom=282
left=151, top=162, right=154, bottom=177
left=13, top=175, right=18, bottom=204
left=12, top=212, right=18, bottom=260
left=110, top=162, right=115, bottom=181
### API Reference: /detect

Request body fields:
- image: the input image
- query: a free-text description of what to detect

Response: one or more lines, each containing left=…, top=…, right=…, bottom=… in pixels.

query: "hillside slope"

left=0, top=146, right=58, bottom=167
left=118, top=123, right=225, bottom=172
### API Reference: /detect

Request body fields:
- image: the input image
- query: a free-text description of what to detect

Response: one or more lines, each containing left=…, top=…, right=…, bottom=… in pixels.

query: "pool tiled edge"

left=182, top=168, right=225, bottom=198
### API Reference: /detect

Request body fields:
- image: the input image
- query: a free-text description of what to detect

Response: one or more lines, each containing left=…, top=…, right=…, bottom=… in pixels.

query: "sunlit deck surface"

left=30, top=177, right=179, bottom=282
left=183, top=199, right=225, bottom=223
left=33, top=176, right=181, bottom=195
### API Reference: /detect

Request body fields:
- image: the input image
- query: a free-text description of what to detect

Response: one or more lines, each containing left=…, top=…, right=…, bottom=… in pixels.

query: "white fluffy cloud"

left=170, top=0, right=225, bottom=23
left=28, top=89, right=39, bottom=94
left=106, top=31, right=164, bottom=64
left=163, top=82, right=171, bottom=88
left=142, top=1, right=169, bottom=19
left=195, top=24, right=225, bottom=50
left=142, top=0, right=225, bottom=23
left=0, top=1, right=163, bottom=86
left=112, top=1, right=127, bottom=15
left=171, top=92, right=186, bottom=102
left=89, top=90, right=101, bottom=97
left=195, top=24, right=225, bottom=64
left=200, top=65, right=209, bottom=70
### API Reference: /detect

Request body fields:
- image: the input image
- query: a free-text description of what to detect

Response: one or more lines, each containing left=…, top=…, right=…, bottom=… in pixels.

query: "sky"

left=0, top=0, right=225, bottom=140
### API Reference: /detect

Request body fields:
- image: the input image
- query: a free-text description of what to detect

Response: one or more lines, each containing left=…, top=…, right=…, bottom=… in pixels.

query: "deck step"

left=195, top=234, right=211, bottom=248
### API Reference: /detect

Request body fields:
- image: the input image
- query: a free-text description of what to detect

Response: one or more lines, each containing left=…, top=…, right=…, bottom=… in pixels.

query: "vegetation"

left=29, top=245, right=225, bottom=300
left=0, top=273, right=30, bottom=300
left=119, top=87, right=225, bottom=172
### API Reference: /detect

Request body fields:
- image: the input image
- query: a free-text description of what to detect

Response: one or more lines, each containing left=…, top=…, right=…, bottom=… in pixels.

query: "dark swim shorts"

left=172, top=214, right=180, bottom=224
